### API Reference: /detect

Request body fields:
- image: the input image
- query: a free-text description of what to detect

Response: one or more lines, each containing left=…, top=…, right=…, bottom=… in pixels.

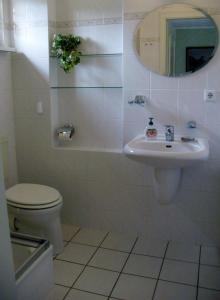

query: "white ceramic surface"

left=124, top=135, right=209, bottom=168
left=124, top=135, right=209, bottom=203
left=16, top=244, right=53, bottom=300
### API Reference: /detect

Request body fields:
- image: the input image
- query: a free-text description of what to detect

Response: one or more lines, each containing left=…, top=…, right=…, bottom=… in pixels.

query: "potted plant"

left=51, top=34, right=82, bottom=73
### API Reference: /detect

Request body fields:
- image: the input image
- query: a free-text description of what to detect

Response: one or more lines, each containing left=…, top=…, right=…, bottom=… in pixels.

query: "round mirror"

left=135, top=4, right=219, bottom=77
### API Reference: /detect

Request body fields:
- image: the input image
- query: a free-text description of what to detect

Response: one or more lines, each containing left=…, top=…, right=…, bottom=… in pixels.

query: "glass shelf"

left=50, top=53, right=123, bottom=58
left=51, top=86, right=123, bottom=89
left=0, top=47, right=16, bottom=53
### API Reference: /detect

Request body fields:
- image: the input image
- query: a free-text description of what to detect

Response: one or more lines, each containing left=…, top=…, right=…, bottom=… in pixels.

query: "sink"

left=124, top=135, right=209, bottom=168
left=124, top=135, right=209, bottom=204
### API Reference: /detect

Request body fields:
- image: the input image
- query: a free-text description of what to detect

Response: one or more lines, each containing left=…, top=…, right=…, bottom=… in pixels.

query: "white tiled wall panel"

left=0, top=53, right=17, bottom=187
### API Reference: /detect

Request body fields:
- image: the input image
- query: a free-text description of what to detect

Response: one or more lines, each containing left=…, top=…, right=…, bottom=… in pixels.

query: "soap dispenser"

left=145, top=117, right=157, bottom=138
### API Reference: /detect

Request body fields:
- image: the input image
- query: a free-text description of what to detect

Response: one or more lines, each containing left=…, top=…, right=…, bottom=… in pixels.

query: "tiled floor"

left=47, top=225, right=220, bottom=300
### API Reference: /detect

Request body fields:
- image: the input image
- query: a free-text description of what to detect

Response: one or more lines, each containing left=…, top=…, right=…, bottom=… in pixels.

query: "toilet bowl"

left=6, top=183, right=64, bottom=255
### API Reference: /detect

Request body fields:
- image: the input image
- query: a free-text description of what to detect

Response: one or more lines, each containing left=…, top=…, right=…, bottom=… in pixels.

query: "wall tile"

left=124, top=54, right=150, bottom=90
left=178, top=90, right=205, bottom=127
left=151, top=73, right=179, bottom=90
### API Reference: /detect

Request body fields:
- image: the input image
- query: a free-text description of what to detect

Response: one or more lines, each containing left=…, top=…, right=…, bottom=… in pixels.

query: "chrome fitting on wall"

left=56, top=124, right=75, bottom=141
left=128, top=95, right=147, bottom=106
left=187, top=121, right=197, bottom=129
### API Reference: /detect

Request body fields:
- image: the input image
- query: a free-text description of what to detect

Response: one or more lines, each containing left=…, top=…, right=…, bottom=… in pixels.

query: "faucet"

left=165, top=125, right=174, bottom=142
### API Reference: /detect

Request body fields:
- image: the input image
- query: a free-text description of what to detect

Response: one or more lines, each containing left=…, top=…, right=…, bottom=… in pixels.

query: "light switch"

left=204, top=89, right=217, bottom=102
left=36, top=101, right=44, bottom=114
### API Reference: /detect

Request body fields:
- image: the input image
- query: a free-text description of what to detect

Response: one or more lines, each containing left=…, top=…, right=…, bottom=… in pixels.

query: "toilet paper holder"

left=56, top=124, right=75, bottom=141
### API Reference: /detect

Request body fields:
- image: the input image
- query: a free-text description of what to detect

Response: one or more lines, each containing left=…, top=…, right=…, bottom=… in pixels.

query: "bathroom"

left=1, top=0, right=220, bottom=299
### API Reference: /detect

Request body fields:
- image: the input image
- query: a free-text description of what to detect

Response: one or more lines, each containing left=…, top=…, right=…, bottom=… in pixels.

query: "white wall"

left=0, top=52, right=17, bottom=187
left=12, top=0, right=220, bottom=246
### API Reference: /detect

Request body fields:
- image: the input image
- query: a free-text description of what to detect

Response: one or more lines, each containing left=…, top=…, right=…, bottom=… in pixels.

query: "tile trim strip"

left=49, top=17, right=123, bottom=30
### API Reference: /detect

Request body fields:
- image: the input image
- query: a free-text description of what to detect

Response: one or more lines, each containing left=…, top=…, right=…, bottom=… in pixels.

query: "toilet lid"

left=6, top=184, right=61, bottom=206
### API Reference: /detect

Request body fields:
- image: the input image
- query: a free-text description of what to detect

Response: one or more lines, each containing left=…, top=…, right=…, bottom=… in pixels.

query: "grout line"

left=163, top=257, right=199, bottom=266
left=72, top=287, right=114, bottom=298
left=99, top=246, right=132, bottom=254
left=55, top=283, right=121, bottom=300
left=58, top=242, right=201, bottom=266
left=71, top=242, right=205, bottom=267
left=70, top=241, right=107, bottom=248
left=62, top=287, right=71, bottom=300
left=196, top=245, right=202, bottom=300
left=54, top=227, right=81, bottom=260
left=63, top=227, right=81, bottom=249
left=69, top=227, right=82, bottom=242
left=107, top=237, right=139, bottom=300
left=54, top=260, right=200, bottom=288
left=56, top=232, right=220, bottom=299
left=63, top=231, right=109, bottom=300
left=198, top=286, right=220, bottom=292
left=55, top=258, right=86, bottom=267
left=152, top=241, right=170, bottom=300
left=200, top=262, right=220, bottom=269
left=55, top=283, right=72, bottom=289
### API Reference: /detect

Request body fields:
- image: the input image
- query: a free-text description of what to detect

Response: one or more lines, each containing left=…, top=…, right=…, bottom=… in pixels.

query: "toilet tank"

left=0, top=137, right=9, bottom=183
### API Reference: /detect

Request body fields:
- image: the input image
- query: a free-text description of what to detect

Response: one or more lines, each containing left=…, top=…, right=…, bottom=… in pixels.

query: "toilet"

left=6, top=183, right=64, bottom=255
left=0, top=134, right=63, bottom=255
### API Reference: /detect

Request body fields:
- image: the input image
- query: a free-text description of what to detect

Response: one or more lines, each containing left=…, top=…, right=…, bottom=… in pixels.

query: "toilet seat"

left=6, top=183, right=63, bottom=210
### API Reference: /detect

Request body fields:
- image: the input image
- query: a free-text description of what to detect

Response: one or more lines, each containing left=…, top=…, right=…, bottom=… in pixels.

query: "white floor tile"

left=133, top=238, right=167, bottom=258
left=74, top=266, right=118, bottom=296
left=89, top=248, right=129, bottom=272
left=198, top=288, right=220, bottom=300
left=123, top=254, right=162, bottom=278
left=62, top=224, right=80, bottom=242
left=160, top=260, right=198, bottom=286
left=154, top=281, right=196, bottom=300
left=166, top=242, right=200, bottom=263
left=57, top=243, right=97, bottom=265
left=201, top=246, right=220, bottom=266
left=65, top=289, right=107, bottom=300
left=46, top=285, right=69, bottom=300
left=72, top=228, right=108, bottom=246
left=53, top=260, right=84, bottom=287
left=112, top=274, right=156, bottom=300
left=101, top=232, right=136, bottom=252
left=199, top=265, right=220, bottom=290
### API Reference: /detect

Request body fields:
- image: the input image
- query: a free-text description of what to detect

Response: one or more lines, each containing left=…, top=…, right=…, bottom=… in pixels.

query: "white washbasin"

left=124, top=135, right=209, bottom=168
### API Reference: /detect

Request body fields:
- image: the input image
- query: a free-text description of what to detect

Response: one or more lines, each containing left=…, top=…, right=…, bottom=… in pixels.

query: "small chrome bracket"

left=187, top=121, right=197, bottom=129
left=128, top=95, right=147, bottom=106
left=56, top=123, right=75, bottom=140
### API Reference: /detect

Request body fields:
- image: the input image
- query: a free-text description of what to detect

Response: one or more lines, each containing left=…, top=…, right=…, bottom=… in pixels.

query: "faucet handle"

left=187, top=121, right=197, bottom=129
left=165, top=125, right=174, bottom=133
left=165, top=125, right=175, bottom=142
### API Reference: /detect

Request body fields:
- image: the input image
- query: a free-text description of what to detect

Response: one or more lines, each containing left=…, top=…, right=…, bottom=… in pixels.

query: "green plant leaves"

left=51, top=34, right=82, bottom=73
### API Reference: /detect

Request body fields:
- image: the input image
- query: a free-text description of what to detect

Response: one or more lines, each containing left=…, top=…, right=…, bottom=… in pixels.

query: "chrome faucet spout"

left=165, top=125, right=174, bottom=142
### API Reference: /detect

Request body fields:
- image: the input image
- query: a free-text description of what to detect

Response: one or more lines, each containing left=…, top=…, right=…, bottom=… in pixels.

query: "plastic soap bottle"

left=145, top=117, right=157, bottom=138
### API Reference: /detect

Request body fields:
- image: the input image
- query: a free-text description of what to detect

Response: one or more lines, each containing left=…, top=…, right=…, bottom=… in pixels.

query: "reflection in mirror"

left=135, top=4, right=219, bottom=77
